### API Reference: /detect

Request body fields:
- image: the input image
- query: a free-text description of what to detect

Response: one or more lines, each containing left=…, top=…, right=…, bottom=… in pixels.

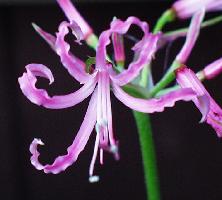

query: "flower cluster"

left=18, top=0, right=222, bottom=181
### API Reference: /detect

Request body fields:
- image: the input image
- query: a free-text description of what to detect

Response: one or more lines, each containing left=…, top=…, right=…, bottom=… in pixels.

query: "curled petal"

left=198, top=95, right=210, bottom=123
left=110, top=16, right=149, bottom=35
left=110, top=33, right=160, bottom=86
left=96, top=17, right=149, bottom=69
left=176, top=9, right=205, bottom=64
left=69, top=20, right=84, bottom=44
left=55, top=21, right=93, bottom=83
left=96, top=16, right=159, bottom=85
left=32, top=22, right=92, bottom=83
left=18, top=64, right=97, bottom=109
left=30, top=89, right=98, bottom=174
left=112, top=83, right=196, bottom=113
left=176, top=66, right=222, bottom=136
left=56, top=0, right=93, bottom=39
left=30, top=138, right=45, bottom=170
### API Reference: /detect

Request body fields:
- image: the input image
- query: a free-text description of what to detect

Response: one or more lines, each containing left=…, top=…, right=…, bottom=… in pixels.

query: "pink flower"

left=176, top=66, right=222, bottom=137
left=18, top=0, right=197, bottom=181
left=173, top=0, right=222, bottom=19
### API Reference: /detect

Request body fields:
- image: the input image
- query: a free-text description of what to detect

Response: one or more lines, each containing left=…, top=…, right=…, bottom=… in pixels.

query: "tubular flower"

left=18, top=1, right=197, bottom=181
left=172, top=0, right=222, bottom=19
left=176, top=66, right=222, bottom=137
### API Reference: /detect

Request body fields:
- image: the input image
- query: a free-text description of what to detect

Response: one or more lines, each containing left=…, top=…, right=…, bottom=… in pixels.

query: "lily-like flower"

left=19, top=0, right=197, bottom=181
left=176, top=66, right=222, bottom=137
left=172, top=0, right=222, bottom=19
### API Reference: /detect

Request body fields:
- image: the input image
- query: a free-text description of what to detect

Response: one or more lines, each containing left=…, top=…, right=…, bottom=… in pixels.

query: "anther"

left=89, top=175, right=100, bottom=183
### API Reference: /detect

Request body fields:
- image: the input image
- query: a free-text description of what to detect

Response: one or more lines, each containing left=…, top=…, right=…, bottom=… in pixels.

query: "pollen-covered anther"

left=89, top=175, right=100, bottom=183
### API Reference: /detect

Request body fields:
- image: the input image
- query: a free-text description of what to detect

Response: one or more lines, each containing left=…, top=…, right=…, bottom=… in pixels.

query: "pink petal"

left=56, top=0, right=93, bottom=39
left=96, top=17, right=149, bottom=69
left=111, top=33, right=160, bottom=86
left=32, top=23, right=56, bottom=49
left=202, top=57, right=222, bottom=79
left=55, top=21, right=94, bottom=84
left=69, top=20, right=84, bottom=44
left=30, top=89, right=98, bottom=174
left=197, top=95, right=210, bottom=123
left=172, top=0, right=222, bottom=19
left=32, top=22, right=92, bottom=83
left=95, top=16, right=159, bottom=86
left=112, top=83, right=196, bottom=113
left=18, top=64, right=97, bottom=109
left=176, top=9, right=205, bottom=64
left=176, top=66, right=222, bottom=136
left=112, top=33, right=125, bottom=64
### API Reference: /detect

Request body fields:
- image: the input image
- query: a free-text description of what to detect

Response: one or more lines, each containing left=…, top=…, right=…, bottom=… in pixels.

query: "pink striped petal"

left=176, top=66, right=222, bottom=137
left=56, top=0, right=93, bottom=39
left=173, top=0, right=222, bottom=19
left=176, top=9, right=205, bottom=64
left=18, top=64, right=97, bottom=109
left=30, top=89, right=98, bottom=174
left=112, top=83, right=196, bottom=113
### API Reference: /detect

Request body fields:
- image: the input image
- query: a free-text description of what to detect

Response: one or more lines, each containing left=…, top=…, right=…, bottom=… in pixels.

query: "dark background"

left=1, top=1, right=222, bottom=200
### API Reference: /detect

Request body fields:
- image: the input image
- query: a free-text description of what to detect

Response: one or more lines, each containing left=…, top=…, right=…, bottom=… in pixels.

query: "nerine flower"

left=172, top=0, right=222, bottom=19
left=176, top=66, right=222, bottom=137
left=18, top=0, right=197, bottom=181
left=169, top=7, right=222, bottom=136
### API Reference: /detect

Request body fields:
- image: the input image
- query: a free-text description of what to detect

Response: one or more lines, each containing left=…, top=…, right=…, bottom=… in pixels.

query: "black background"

left=1, top=1, right=222, bottom=200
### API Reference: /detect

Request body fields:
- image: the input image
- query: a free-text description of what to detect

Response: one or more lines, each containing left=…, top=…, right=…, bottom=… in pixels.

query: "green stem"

left=86, top=33, right=98, bottom=50
left=149, top=61, right=180, bottom=97
left=132, top=9, right=176, bottom=200
left=164, top=15, right=222, bottom=39
left=153, top=9, right=175, bottom=33
left=133, top=112, right=160, bottom=200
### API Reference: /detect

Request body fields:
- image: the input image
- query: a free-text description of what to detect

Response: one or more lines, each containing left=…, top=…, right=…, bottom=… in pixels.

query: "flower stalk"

left=153, top=9, right=176, bottom=33
left=133, top=112, right=160, bottom=200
